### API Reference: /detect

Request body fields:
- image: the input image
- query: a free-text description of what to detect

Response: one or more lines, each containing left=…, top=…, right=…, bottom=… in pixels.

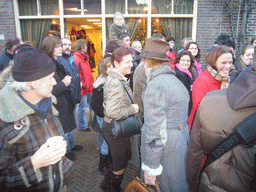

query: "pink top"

left=176, top=64, right=193, bottom=79
left=194, top=60, right=202, bottom=76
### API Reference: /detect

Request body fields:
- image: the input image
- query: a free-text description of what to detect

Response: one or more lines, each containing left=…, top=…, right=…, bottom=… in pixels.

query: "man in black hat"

left=0, top=46, right=72, bottom=191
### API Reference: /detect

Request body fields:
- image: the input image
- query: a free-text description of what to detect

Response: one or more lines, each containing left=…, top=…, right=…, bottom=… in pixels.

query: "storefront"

left=13, top=0, right=198, bottom=63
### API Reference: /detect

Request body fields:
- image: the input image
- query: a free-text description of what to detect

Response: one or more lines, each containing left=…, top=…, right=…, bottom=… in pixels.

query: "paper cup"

left=47, top=136, right=64, bottom=147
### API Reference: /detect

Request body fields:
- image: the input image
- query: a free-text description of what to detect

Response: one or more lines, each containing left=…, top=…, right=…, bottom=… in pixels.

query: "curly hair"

left=174, top=50, right=194, bottom=69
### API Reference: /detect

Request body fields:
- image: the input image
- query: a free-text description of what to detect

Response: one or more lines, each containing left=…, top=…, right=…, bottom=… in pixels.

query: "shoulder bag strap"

left=202, top=111, right=256, bottom=172
left=120, top=82, right=134, bottom=104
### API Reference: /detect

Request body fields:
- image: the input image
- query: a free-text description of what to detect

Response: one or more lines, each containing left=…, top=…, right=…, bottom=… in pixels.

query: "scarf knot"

left=207, top=65, right=230, bottom=89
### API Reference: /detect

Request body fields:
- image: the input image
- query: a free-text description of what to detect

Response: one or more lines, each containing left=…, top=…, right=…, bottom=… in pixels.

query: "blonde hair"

left=181, top=37, right=193, bottom=48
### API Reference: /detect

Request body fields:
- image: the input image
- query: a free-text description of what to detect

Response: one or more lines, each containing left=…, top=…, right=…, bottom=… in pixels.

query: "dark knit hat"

left=215, top=33, right=230, bottom=45
left=12, top=46, right=56, bottom=82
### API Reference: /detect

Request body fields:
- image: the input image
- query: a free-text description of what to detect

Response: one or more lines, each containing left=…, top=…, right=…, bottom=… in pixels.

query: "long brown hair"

left=41, top=36, right=61, bottom=57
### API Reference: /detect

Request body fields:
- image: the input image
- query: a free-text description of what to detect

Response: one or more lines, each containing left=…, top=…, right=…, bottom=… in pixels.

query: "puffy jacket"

left=103, top=68, right=135, bottom=123
left=186, top=69, right=256, bottom=192
left=73, top=52, right=94, bottom=95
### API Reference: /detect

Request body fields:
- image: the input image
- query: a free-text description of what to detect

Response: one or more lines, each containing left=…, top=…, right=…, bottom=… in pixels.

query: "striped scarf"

left=207, top=65, right=230, bottom=89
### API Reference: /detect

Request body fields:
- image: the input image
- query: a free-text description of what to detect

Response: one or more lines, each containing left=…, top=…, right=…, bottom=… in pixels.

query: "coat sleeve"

left=52, top=74, right=67, bottom=97
left=133, top=64, right=147, bottom=120
left=0, top=124, right=44, bottom=188
left=186, top=107, right=205, bottom=192
left=142, top=81, right=169, bottom=175
left=104, top=79, right=135, bottom=120
left=188, top=76, right=209, bottom=128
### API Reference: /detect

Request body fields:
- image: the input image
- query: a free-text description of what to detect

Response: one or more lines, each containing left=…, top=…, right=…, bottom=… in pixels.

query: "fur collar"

left=0, top=84, right=56, bottom=122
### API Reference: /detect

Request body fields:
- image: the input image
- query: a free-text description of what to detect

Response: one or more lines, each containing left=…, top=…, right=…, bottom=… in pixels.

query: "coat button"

left=179, top=125, right=183, bottom=130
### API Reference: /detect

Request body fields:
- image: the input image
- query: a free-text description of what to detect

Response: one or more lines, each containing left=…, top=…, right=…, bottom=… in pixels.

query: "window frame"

left=13, top=0, right=198, bottom=54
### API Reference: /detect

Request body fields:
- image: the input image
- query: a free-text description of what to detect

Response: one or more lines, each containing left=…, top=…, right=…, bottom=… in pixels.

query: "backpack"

left=91, top=83, right=104, bottom=117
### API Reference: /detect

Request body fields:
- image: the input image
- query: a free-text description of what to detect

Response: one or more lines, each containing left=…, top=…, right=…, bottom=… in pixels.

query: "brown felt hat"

left=141, top=37, right=171, bottom=61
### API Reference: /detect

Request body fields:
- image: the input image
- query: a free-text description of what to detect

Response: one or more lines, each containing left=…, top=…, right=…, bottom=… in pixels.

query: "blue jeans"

left=96, top=116, right=109, bottom=155
left=65, top=129, right=75, bottom=153
left=77, top=93, right=92, bottom=130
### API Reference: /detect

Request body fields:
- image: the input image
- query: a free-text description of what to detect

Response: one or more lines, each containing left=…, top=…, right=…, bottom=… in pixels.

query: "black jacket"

left=57, top=55, right=81, bottom=103
left=0, top=50, right=13, bottom=72
left=174, top=67, right=194, bottom=115
left=52, top=58, right=76, bottom=133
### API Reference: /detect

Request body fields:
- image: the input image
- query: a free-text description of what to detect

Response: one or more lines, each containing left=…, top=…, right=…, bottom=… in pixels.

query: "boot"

left=98, top=153, right=108, bottom=175
left=111, top=173, right=123, bottom=192
left=100, top=170, right=124, bottom=192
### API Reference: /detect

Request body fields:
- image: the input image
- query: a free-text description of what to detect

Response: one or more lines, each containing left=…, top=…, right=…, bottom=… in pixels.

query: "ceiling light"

left=65, top=8, right=87, bottom=12
left=81, top=25, right=93, bottom=29
left=87, top=19, right=101, bottom=22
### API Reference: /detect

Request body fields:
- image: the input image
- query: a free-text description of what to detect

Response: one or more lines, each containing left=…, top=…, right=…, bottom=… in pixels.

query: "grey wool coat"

left=141, top=64, right=190, bottom=192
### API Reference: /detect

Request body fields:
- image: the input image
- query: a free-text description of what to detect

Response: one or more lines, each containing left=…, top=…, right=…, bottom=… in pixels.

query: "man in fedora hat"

left=140, top=37, right=190, bottom=191
left=0, top=46, right=72, bottom=191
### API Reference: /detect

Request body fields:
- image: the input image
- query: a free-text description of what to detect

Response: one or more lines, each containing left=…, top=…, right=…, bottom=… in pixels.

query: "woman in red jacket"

left=188, top=46, right=233, bottom=129
left=74, top=39, right=94, bottom=132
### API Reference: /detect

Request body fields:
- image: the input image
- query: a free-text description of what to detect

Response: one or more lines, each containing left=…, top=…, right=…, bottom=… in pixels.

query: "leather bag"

left=125, top=177, right=161, bottom=192
left=111, top=114, right=142, bottom=139
left=111, top=82, right=142, bottom=139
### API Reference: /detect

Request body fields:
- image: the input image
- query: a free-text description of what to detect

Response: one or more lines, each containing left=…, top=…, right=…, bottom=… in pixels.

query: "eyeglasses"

left=188, top=48, right=198, bottom=50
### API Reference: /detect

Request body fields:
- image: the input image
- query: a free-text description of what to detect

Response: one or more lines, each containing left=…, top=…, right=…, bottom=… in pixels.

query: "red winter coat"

left=167, top=50, right=175, bottom=70
left=188, top=68, right=221, bottom=129
left=74, top=52, right=94, bottom=95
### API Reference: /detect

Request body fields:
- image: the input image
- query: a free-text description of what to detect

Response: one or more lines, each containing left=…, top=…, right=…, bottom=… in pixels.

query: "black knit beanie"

left=12, top=46, right=56, bottom=82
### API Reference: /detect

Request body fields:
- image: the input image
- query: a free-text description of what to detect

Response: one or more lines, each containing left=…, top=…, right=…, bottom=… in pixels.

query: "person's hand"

left=31, top=137, right=67, bottom=170
left=131, top=104, right=139, bottom=113
left=144, top=171, right=157, bottom=185
left=62, top=75, right=72, bottom=87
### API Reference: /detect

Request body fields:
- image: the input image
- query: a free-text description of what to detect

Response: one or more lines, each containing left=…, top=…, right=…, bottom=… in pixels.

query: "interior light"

left=87, top=19, right=101, bottom=22
left=81, top=25, right=93, bottom=29
left=65, top=8, right=87, bottom=12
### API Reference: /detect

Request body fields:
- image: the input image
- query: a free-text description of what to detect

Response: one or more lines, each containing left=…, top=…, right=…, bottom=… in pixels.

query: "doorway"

left=65, top=18, right=102, bottom=76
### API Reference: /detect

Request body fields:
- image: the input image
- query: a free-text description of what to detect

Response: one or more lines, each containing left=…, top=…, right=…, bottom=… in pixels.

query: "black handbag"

left=111, top=82, right=142, bottom=139
left=111, top=114, right=142, bottom=139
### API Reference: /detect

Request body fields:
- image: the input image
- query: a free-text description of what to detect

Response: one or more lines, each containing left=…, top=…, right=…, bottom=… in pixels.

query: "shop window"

left=64, top=0, right=81, bottom=15
left=174, top=0, right=193, bottom=14
left=130, top=18, right=148, bottom=45
left=153, top=18, right=193, bottom=51
left=152, top=0, right=193, bottom=14
left=128, top=0, right=147, bottom=14
left=105, top=0, right=125, bottom=14
left=49, top=19, right=60, bottom=37
left=84, top=0, right=101, bottom=14
left=40, top=0, right=59, bottom=15
left=18, top=0, right=37, bottom=16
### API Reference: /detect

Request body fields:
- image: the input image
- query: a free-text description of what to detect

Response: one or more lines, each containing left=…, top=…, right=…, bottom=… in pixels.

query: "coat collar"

left=0, top=84, right=57, bottom=122
left=108, top=68, right=128, bottom=82
left=147, top=64, right=175, bottom=83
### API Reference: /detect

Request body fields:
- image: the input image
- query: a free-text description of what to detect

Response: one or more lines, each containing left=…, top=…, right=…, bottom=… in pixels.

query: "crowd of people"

left=0, top=11, right=256, bottom=192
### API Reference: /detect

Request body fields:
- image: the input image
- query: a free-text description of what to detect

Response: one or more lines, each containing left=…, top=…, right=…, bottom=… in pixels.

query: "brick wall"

left=196, top=0, right=256, bottom=69
left=0, top=0, right=16, bottom=54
